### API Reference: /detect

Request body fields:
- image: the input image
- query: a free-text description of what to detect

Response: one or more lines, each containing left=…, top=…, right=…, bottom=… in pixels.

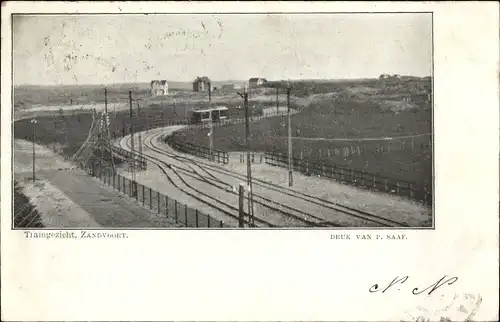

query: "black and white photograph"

left=3, top=3, right=499, bottom=322
left=12, top=13, right=433, bottom=229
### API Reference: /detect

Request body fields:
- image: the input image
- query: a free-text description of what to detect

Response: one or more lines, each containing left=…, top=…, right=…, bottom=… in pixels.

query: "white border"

left=2, top=2, right=499, bottom=321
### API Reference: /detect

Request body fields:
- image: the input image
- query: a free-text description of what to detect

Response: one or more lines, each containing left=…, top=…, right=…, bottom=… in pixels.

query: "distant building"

left=193, top=76, right=211, bottom=92
left=150, top=80, right=168, bottom=96
left=379, top=74, right=401, bottom=81
left=249, top=77, right=267, bottom=87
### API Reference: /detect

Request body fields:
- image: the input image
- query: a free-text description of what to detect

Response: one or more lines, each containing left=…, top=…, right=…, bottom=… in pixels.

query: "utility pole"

left=103, top=88, right=115, bottom=173
left=287, top=82, right=293, bottom=187
left=208, top=81, right=212, bottom=103
left=237, top=84, right=254, bottom=226
left=137, top=102, right=143, bottom=162
left=208, top=81, right=214, bottom=161
left=145, top=103, right=149, bottom=134
left=238, top=183, right=245, bottom=228
left=173, top=99, right=177, bottom=118
left=30, top=119, right=37, bottom=182
left=129, top=91, right=136, bottom=194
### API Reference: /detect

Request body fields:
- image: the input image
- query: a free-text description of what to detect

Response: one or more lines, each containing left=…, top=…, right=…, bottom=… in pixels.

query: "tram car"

left=190, top=106, right=229, bottom=124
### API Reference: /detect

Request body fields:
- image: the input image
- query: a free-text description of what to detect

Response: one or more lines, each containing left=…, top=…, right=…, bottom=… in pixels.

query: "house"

left=193, top=76, right=211, bottom=92
left=249, top=77, right=267, bottom=87
left=150, top=80, right=168, bottom=96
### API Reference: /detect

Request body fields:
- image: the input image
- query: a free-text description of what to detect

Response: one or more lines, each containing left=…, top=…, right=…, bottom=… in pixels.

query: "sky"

left=13, top=13, right=432, bottom=86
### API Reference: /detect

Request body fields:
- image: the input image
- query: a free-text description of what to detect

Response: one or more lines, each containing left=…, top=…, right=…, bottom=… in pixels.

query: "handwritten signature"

left=369, top=275, right=459, bottom=295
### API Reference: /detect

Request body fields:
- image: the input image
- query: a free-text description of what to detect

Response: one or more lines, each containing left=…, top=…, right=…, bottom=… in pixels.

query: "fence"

left=83, top=159, right=230, bottom=228
left=238, top=152, right=264, bottom=164
left=165, top=135, right=229, bottom=164
left=264, top=152, right=431, bottom=205
left=108, top=145, right=147, bottom=170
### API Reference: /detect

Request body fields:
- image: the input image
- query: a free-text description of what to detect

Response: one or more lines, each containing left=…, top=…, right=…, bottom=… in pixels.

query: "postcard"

left=1, top=2, right=498, bottom=321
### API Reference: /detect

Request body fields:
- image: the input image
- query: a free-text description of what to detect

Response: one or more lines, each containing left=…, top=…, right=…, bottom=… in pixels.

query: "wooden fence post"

left=175, top=200, right=178, bottom=222
left=385, top=179, right=388, bottom=192
left=142, top=185, right=145, bottom=206
left=195, top=209, right=199, bottom=227
left=373, top=174, right=376, bottom=188
left=149, top=187, right=152, bottom=209
left=409, top=183, right=414, bottom=198
left=239, top=183, right=245, bottom=228
left=396, top=181, right=400, bottom=195
left=165, top=196, right=169, bottom=216
left=220, top=221, right=223, bottom=228
left=157, top=191, right=160, bottom=214
left=208, top=215, right=211, bottom=228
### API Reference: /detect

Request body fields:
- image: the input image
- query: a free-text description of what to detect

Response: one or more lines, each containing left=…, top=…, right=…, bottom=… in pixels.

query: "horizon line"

left=13, top=75, right=431, bottom=87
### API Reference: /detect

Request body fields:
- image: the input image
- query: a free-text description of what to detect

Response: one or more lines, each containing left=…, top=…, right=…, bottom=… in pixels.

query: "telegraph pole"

left=145, top=103, right=149, bottom=134
left=208, top=81, right=212, bottom=102
left=287, top=82, right=293, bottom=187
left=173, top=98, right=177, bottom=118
left=238, top=84, right=254, bottom=226
left=208, top=81, right=214, bottom=161
left=104, top=88, right=115, bottom=173
left=137, top=102, right=143, bottom=161
left=129, top=91, right=136, bottom=193
left=238, top=183, right=245, bottom=228
left=30, top=119, right=37, bottom=182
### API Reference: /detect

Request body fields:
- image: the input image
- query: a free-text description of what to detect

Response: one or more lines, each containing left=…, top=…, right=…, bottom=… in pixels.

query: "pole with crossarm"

left=237, top=84, right=254, bottom=226
left=30, top=119, right=37, bottom=182
left=287, top=81, right=293, bottom=187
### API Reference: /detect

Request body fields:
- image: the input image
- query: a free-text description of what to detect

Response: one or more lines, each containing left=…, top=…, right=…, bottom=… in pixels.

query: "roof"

left=193, top=76, right=211, bottom=83
left=192, top=106, right=228, bottom=113
left=249, top=77, right=266, bottom=82
left=151, top=80, right=168, bottom=85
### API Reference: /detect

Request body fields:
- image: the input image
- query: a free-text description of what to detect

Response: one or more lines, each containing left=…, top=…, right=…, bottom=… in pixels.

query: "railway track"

left=119, top=137, right=272, bottom=227
left=142, top=134, right=346, bottom=227
left=147, top=130, right=410, bottom=228
left=120, top=132, right=349, bottom=227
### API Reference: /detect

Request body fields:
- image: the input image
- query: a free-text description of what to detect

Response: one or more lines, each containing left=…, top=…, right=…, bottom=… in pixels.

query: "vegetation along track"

left=151, top=130, right=410, bottom=228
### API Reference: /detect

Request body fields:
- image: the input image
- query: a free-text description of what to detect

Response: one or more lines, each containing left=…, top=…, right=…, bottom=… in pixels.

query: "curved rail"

left=158, top=131, right=409, bottom=228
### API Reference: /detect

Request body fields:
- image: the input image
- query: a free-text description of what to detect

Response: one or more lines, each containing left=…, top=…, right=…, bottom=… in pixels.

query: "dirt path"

left=18, top=178, right=100, bottom=228
left=14, top=139, right=177, bottom=228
